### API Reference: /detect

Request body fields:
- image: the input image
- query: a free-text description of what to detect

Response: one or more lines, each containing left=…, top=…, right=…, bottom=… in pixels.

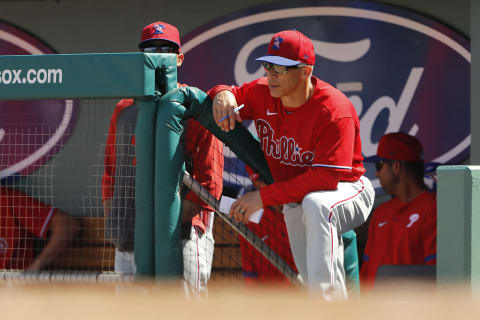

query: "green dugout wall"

left=0, top=52, right=175, bottom=99
left=437, top=166, right=480, bottom=290
left=0, top=52, right=183, bottom=277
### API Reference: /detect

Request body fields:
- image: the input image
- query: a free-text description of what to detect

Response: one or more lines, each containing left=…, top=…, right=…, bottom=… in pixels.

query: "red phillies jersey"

left=360, top=192, right=437, bottom=286
left=209, top=76, right=365, bottom=206
left=0, top=187, right=55, bottom=269
left=101, top=89, right=223, bottom=229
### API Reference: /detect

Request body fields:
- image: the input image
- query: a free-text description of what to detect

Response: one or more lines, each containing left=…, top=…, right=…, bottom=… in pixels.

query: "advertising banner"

left=179, top=0, right=470, bottom=191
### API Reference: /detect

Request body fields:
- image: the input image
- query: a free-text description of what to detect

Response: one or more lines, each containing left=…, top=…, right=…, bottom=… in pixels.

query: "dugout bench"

left=51, top=216, right=242, bottom=277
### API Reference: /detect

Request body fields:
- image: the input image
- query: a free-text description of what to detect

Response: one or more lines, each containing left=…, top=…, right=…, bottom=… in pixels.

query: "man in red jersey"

left=0, top=186, right=79, bottom=271
left=102, top=21, right=223, bottom=294
left=210, top=30, right=374, bottom=300
left=360, top=132, right=436, bottom=286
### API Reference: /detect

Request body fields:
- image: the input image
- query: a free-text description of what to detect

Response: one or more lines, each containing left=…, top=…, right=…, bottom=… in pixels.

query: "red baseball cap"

left=368, top=132, right=424, bottom=162
left=256, top=30, right=315, bottom=66
left=139, top=21, right=181, bottom=50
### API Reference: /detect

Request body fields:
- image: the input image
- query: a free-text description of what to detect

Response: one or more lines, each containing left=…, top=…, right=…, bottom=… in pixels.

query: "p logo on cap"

left=273, top=37, right=283, bottom=50
left=256, top=29, right=315, bottom=66
left=139, top=21, right=181, bottom=49
left=153, top=24, right=165, bottom=35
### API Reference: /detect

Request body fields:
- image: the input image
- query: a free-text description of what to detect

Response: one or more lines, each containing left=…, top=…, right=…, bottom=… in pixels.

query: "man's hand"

left=26, top=210, right=80, bottom=271
left=251, top=178, right=283, bottom=213
left=212, top=90, right=242, bottom=132
left=230, top=190, right=263, bottom=224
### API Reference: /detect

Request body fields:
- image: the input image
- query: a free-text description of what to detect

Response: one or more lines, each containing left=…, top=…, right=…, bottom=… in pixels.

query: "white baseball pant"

left=113, top=212, right=215, bottom=296
left=182, top=212, right=215, bottom=297
left=282, top=176, right=374, bottom=300
left=114, top=249, right=136, bottom=274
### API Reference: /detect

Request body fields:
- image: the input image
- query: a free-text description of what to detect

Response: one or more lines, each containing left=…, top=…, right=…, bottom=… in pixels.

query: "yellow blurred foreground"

left=1, top=280, right=479, bottom=320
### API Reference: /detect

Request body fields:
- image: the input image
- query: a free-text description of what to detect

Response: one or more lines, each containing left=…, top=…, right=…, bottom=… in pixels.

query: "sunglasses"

left=141, top=46, right=178, bottom=54
left=375, top=160, right=393, bottom=172
left=262, top=62, right=308, bottom=74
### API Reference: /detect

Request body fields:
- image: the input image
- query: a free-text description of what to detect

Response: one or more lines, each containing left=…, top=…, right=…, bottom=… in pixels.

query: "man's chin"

left=268, top=87, right=281, bottom=97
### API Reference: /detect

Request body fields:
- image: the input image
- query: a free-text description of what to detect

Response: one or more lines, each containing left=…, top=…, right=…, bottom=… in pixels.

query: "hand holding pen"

left=212, top=90, right=244, bottom=132
left=218, top=104, right=245, bottom=122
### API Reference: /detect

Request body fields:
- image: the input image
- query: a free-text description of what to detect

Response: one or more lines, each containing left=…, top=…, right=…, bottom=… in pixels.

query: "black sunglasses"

left=141, top=46, right=178, bottom=54
left=262, top=61, right=308, bottom=74
left=375, top=160, right=393, bottom=172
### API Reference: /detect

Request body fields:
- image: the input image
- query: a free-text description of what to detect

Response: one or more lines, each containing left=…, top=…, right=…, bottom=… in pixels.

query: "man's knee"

left=301, top=193, right=331, bottom=224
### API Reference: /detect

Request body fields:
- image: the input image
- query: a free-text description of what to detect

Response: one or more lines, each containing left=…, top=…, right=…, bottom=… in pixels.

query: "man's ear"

left=176, top=53, right=184, bottom=67
left=392, top=160, right=402, bottom=175
left=303, top=65, right=313, bottom=78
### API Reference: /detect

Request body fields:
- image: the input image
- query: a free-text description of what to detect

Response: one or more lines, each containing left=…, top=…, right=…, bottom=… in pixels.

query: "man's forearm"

left=26, top=211, right=80, bottom=271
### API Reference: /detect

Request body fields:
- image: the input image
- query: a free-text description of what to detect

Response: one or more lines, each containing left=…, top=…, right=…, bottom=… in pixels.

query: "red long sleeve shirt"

left=209, top=76, right=365, bottom=206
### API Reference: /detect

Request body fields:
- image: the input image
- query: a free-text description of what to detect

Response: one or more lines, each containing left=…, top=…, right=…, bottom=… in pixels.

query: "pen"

left=218, top=104, right=245, bottom=122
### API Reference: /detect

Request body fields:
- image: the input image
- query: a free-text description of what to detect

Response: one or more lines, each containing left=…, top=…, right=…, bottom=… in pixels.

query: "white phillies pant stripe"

left=312, top=163, right=353, bottom=170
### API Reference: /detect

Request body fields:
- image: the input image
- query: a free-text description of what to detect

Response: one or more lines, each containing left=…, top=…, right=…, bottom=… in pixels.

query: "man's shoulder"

left=313, top=77, right=346, bottom=99
left=415, top=191, right=437, bottom=210
left=374, top=197, right=397, bottom=214
left=236, top=77, right=271, bottom=109
left=242, top=77, right=270, bottom=93
left=312, top=77, right=356, bottom=117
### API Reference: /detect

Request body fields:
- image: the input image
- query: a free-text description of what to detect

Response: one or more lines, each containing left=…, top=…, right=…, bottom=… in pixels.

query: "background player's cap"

left=366, top=132, right=424, bottom=162
left=255, top=30, right=315, bottom=66
left=139, top=21, right=181, bottom=50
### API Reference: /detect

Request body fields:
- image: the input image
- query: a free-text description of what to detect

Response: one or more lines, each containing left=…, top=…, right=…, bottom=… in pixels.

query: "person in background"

left=360, top=132, right=436, bottom=287
left=102, top=21, right=223, bottom=294
left=0, top=186, right=79, bottom=271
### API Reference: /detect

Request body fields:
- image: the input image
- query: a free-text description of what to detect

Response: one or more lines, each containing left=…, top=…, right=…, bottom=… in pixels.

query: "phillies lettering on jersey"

left=209, top=76, right=365, bottom=206
left=257, top=119, right=314, bottom=167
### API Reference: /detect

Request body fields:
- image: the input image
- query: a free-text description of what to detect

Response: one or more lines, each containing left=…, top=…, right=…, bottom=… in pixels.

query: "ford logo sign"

left=0, top=21, right=78, bottom=180
left=179, top=1, right=470, bottom=191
